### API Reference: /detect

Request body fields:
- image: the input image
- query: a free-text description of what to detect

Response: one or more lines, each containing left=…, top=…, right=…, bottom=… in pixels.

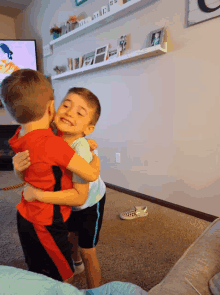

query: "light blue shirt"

left=70, top=137, right=106, bottom=211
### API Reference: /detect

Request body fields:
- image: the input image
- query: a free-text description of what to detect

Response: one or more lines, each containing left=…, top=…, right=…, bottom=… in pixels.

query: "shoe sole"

left=120, top=212, right=148, bottom=220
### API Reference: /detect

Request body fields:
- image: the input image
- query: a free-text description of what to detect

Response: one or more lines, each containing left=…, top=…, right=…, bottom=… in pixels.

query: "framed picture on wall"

left=108, top=48, right=118, bottom=60
left=82, top=51, right=95, bottom=67
left=74, top=56, right=83, bottom=69
left=117, top=35, right=127, bottom=55
left=93, top=11, right=101, bottom=20
left=94, top=45, right=109, bottom=64
left=75, top=0, right=88, bottom=6
left=148, top=27, right=165, bottom=47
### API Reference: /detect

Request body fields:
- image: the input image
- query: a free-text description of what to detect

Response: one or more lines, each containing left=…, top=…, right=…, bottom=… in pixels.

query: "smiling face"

left=54, top=93, right=95, bottom=143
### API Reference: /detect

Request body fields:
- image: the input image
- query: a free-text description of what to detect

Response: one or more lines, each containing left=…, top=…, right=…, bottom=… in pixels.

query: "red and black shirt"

left=9, top=126, right=75, bottom=225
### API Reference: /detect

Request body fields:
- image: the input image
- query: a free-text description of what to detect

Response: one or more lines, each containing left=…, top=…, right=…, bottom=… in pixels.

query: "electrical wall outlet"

left=115, top=153, right=120, bottom=163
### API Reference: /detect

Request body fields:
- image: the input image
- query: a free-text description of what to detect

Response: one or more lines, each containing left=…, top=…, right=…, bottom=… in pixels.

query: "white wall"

left=14, top=0, right=220, bottom=217
left=0, top=14, right=18, bottom=125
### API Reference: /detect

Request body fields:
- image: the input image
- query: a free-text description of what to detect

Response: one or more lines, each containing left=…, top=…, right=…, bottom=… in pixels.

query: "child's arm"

left=12, top=150, right=90, bottom=206
left=13, top=146, right=100, bottom=183
left=67, top=151, right=100, bottom=182
left=23, top=182, right=89, bottom=206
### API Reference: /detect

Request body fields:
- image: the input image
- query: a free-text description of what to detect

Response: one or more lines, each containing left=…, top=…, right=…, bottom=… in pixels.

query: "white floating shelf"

left=49, top=0, right=152, bottom=46
left=51, top=43, right=167, bottom=81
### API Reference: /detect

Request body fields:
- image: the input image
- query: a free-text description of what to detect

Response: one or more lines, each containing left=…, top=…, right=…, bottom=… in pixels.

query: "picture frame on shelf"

left=75, top=0, right=88, bottom=6
left=117, top=35, right=127, bottom=55
left=68, top=58, right=73, bottom=71
left=78, top=19, right=86, bottom=27
left=85, top=16, right=92, bottom=24
left=83, top=51, right=95, bottom=67
left=148, top=27, right=165, bottom=47
left=109, top=0, right=124, bottom=10
left=108, top=48, right=118, bottom=59
left=101, top=5, right=109, bottom=16
left=94, top=45, right=109, bottom=64
left=93, top=10, right=101, bottom=20
left=74, top=56, right=83, bottom=69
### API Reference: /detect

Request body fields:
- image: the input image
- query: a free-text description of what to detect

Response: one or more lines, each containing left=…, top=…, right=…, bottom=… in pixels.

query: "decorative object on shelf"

left=94, top=44, right=109, bottom=64
left=117, top=35, right=127, bottom=55
left=83, top=51, right=95, bottom=67
left=60, top=22, right=69, bottom=36
left=50, top=25, right=61, bottom=40
left=187, top=0, right=220, bottom=27
left=101, top=5, right=109, bottom=15
left=109, top=0, right=123, bottom=11
left=108, top=48, right=118, bottom=59
left=68, top=58, right=73, bottom=71
left=93, top=10, right=101, bottom=20
left=85, top=16, right=92, bottom=24
left=75, top=0, right=88, bottom=6
left=118, top=0, right=126, bottom=5
left=78, top=19, right=86, bottom=27
left=74, top=56, right=83, bottom=69
left=67, top=15, right=78, bottom=24
left=53, top=66, right=65, bottom=74
left=67, top=15, right=78, bottom=31
left=148, top=27, right=165, bottom=47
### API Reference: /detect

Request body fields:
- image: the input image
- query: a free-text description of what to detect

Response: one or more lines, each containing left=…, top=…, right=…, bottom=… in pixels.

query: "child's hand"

left=23, top=183, right=44, bottom=202
left=12, top=150, right=30, bottom=172
left=87, top=139, right=98, bottom=151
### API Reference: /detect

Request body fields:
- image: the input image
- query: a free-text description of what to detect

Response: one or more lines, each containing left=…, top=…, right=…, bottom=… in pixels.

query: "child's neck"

left=20, top=121, right=50, bottom=137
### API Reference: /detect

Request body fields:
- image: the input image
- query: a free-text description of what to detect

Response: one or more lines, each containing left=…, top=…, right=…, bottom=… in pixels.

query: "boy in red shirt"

left=1, top=69, right=100, bottom=284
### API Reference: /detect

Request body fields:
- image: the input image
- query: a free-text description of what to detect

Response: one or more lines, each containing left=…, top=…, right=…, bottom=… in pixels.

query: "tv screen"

left=0, top=39, right=37, bottom=86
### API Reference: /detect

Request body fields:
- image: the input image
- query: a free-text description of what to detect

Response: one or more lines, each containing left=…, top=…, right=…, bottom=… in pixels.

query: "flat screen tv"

left=0, top=39, right=38, bottom=87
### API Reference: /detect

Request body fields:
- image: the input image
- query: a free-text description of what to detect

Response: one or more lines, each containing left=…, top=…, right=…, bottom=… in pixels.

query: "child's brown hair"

left=65, top=87, right=101, bottom=126
left=1, top=69, right=54, bottom=124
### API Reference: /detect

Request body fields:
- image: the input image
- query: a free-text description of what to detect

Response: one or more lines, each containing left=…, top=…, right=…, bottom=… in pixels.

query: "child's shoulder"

left=70, top=137, right=92, bottom=160
left=71, top=137, right=90, bottom=150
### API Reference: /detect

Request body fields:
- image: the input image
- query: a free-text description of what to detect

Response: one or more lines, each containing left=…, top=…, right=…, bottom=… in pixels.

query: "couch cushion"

left=149, top=218, right=220, bottom=295
left=209, top=272, right=220, bottom=295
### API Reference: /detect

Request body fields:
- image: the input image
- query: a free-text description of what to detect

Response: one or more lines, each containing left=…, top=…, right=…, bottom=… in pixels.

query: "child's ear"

left=48, top=99, right=55, bottom=117
left=84, top=125, right=95, bottom=136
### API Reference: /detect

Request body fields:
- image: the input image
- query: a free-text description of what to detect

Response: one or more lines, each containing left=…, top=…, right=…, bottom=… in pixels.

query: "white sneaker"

left=120, top=206, right=148, bottom=220
left=73, top=259, right=85, bottom=275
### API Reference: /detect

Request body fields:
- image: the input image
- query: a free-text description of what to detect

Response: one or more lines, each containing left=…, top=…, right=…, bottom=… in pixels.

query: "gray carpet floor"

left=0, top=171, right=211, bottom=291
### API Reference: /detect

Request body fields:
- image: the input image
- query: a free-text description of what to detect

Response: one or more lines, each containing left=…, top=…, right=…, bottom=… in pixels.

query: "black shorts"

left=67, top=194, right=106, bottom=249
left=17, top=211, right=74, bottom=281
